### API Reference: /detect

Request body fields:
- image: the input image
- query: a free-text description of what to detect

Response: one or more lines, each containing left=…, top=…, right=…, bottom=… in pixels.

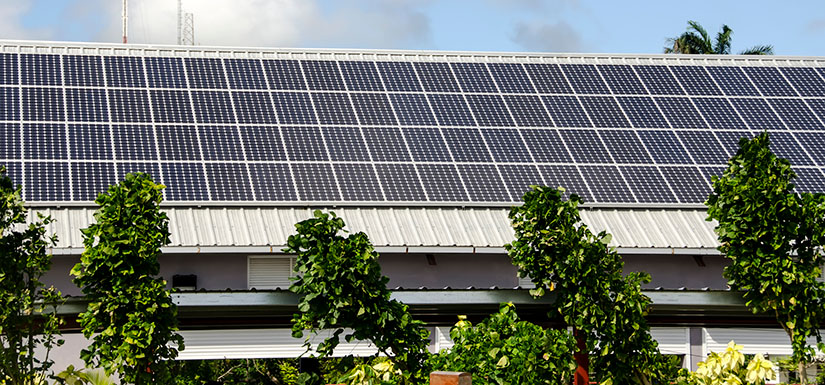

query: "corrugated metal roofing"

left=29, top=207, right=719, bottom=254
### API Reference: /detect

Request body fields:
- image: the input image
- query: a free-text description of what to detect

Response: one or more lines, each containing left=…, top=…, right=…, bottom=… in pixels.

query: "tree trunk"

left=799, top=360, right=808, bottom=385
left=573, top=328, right=589, bottom=385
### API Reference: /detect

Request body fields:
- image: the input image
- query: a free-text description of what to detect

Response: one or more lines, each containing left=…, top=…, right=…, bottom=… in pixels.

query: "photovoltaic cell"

left=669, top=66, right=722, bottom=96
left=350, top=93, right=397, bottom=125
left=241, top=126, right=287, bottom=161
left=525, top=64, right=571, bottom=94
left=488, top=63, right=534, bottom=93
left=339, top=61, right=384, bottom=91
left=659, top=166, right=710, bottom=203
left=65, top=88, right=108, bottom=122
left=655, top=97, right=707, bottom=129
left=620, top=166, right=676, bottom=203
left=441, top=128, right=491, bottom=162
left=504, top=95, right=553, bottom=127
left=191, top=91, right=235, bottom=124
left=301, top=60, right=345, bottom=91
left=3, top=162, right=21, bottom=188
left=63, top=55, right=104, bottom=87
left=21, top=55, right=61, bottom=86
left=562, top=64, right=610, bottom=94
left=232, top=91, right=277, bottom=124
left=768, top=132, right=814, bottom=166
left=498, top=164, right=543, bottom=200
left=795, top=132, right=825, bottom=166
left=72, top=162, right=115, bottom=201
left=730, top=98, right=785, bottom=130
left=676, top=131, right=729, bottom=164
left=25, top=162, right=70, bottom=201
left=271, top=92, right=317, bottom=125
left=451, top=63, right=497, bottom=93
left=459, top=164, right=510, bottom=201
left=714, top=131, right=754, bottom=157
left=334, top=163, right=383, bottom=201
left=402, top=127, right=451, bottom=162
left=22, top=88, right=64, bottom=121
left=599, top=130, right=653, bottom=164
left=362, top=127, right=410, bottom=161
left=0, top=88, right=20, bottom=120
left=224, top=59, right=267, bottom=89
left=692, top=98, right=747, bottom=130
left=482, top=129, right=532, bottom=162
left=116, top=163, right=160, bottom=181
left=150, top=90, right=194, bottom=123
left=105, top=56, right=146, bottom=88
left=700, top=166, right=727, bottom=187
left=416, top=164, right=468, bottom=201
left=68, top=124, right=111, bottom=160
left=706, top=66, right=759, bottom=96
left=768, top=99, right=823, bottom=130
left=415, top=62, right=460, bottom=92
left=538, top=165, right=592, bottom=201
left=145, top=57, right=187, bottom=88
left=428, top=94, right=476, bottom=126
left=291, top=163, right=340, bottom=201
left=598, top=65, right=646, bottom=95
left=520, top=129, right=572, bottom=163
left=634, top=65, right=683, bottom=95
left=248, top=163, right=297, bottom=201
left=779, top=67, right=825, bottom=97
left=579, top=96, right=630, bottom=128
left=323, top=126, right=370, bottom=161
left=312, top=92, right=357, bottom=125
left=580, top=165, right=635, bottom=203
left=162, top=162, right=208, bottom=201
left=616, top=97, right=668, bottom=128
left=206, top=163, right=253, bottom=200
left=199, top=125, right=244, bottom=161
left=637, top=130, right=693, bottom=164
left=282, top=126, right=328, bottom=161
left=794, top=168, right=825, bottom=194
left=376, top=62, right=422, bottom=92
left=390, top=94, right=437, bottom=126
left=156, top=125, right=202, bottom=160
left=806, top=99, right=825, bottom=126
left=108, top=89, right=150, bottom=123
left=466, top=95, right=515, bottom=126
left=264, top=60, right=306, bottom=90
left=742, top=67, right=797, bottom=96
left=560, top=129, right=611, bottom=163
left=0, top=53, right=18, bottom=85
left=0, top=123, right=20, bottom=159
left=374, top=163, right=426, bottom=201
left=185, top=58, right=228, bottom=89
left=542, top=96, right=591, bottom=127
left=23, top=123, right=66, bottom=159
left=112, top=125, right=156, bottom=160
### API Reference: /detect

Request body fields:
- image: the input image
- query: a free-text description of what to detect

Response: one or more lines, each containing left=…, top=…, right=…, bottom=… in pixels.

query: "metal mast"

left=177, top=0, right=182, bottom=45
left=182, top=12, right=195, bottom=45
left=122, top=0, right=128, bottom=43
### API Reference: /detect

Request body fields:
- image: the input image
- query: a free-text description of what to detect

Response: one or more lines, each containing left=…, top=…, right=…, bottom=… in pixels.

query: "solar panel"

left=65, top=88, right=108, bottom=122
left=374, top=163, right=426, bottom=201
left=23, top=88, right=64, bottom=121
left=659, top=166, right=711, bottom=203
left=416, top=164, right=468, bottom=201
left=391, top=94, right=437, bottom=126
left=458, top=164, right=510, bottom=201
left=225, top=59, right=267, bottom=90
left=415, top=62, right=460, bottom=92
left=767, top=99, right=823, bottom=130
left=233, top=91, right=277, bottom=124
left=0, top=53, right=18, bottom=85
left=579, top=96, right=630, bottom=128
left=26, top=162, right=70, bottom=201
left=113, top=125, right=156, bottom=160
left=803, top=99, right=825, bottom=126
left=441, top=128, right=492, bottom=162
left=620, top=166, right=677, bottom=203
left=637, top=130, right=693, bottom=164
left=402, top=127, right=451, bottom=162
left=498, top=164, right=544, bottom=200
left=466, top=95, right=515, bottom=127
left=538, top=165, right=592, bottom=201
left=108, top=89, right=150, bottom=123
left=520, top=129, right=572, bottom=163
left=560, top=129, right=611, bottom=163
left=272, top=92, right=317, bottom=125
left=291, top=163, right=340, bottom=201
left=525, top=64, right=572, bottom=94
left=488, top=63, right=534, bottom=93
left=340, top=61, right=384, bottom=91
left=0, top=123, right=20, bottom=159
left=779, top=67, right=825, bottom=97
left=157, top=125, right=202, bottom=160
left=691, top=98, right=747, bottom=130
left=105, top=56, right=146, bottom=87
left=655, top=97, right=707, bottom=129
left=323, top=126, right=371, bottom=162
left=185, top=58, right=227, bottom=89
left=199, top=125, right=244, bottom=161
left=427, top=94, right=475, bottom=126
left=635, top=65, right=683, bottom=95
left=206, top=163, right=253, bottom=200
left=302, top=60, right=346, bottom=91
left=282, top=126, right=328, bottom=161
left=451, top=63, right=497, bottom=93
left=377, top=62, right=422, bottom=92
left=669, top=66, right=722, bottom=96
left=192, top=91, right=235, bottom=123
left=145, top=57, right=187, bottom=88
left=151, top=90, right=194, bottom=123
left=68, top=124, right=111, bottom=160
left=72, top=162, right=115, bottom=201
left=579, top=165, right=634, bottom=202
left=362, top=127, right=409, bottom=161
left=768, top=132, right=814, bottom=165
left=116, top=163, right=160, bottom=181
left=241, top=126, right=287, bottom=161
left=482, top=129, right=532, bottom=162
left=264, top=60, right=306, bottom=90
left=676, top=131, right=730, bottom=164
left=599, top=130, right=653, bottom=164
left=21, top=54, right=61, bottom=86
left=793, top=168, right=825, bottom=193
left=504, top=95, right=553, bottom=127
left=3, top=162, right=21, bottom=189
left=162, top=162, right=208, bottom=200
left=249, top=163, right=297, bottom=201
left=312, top=92, right=357, bottom=125
left=729, top=98, right=784, bottom=130
left=562, top=64, right=610, bottom=94
left=598, top=65, right=646, bottom=95
left=706, top=67, right=759, bottom=96
left=0, top=88, right=20, bottom=121
left=542, top=95, right=591, bottom=127
left=63, top=55, right=103, bottom=87
left=350, top=93, right=397, bottom=125
left=23, top=123, right=66, bottom=160
left=334, top=163, right=383, bottom=201
left=742, top=67, right=797, bottom=96
left=795, top=132, right=825, bottom=166
left=616, top=97, right=668, bottom=128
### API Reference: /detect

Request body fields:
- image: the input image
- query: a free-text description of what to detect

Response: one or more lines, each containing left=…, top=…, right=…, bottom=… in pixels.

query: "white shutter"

left=518, top=274, right=535, bottom=288
left=248, top=256, right=294, bottom=289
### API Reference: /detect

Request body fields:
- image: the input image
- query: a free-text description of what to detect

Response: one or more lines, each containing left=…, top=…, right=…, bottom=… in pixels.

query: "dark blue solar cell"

left=669, top=66, right=722, bottom=96
left=162, top=162, right=208, bottom=200
left=743, top=67, right=797, bottom=96
left=795, top=132, right=825, bottom=166
left=793, top=168, right=825, bottom=194
left=676, top=131, right=729, bottom=164
left=459, top=164, right=511, bottom=202
left=730, top=98, right=784, bottom=130
left=3, top=162, right=21, bottom=188
left=525, top=64, right=572, bottom=94
left=616, top=97, right=668, bottom=128
left=415, top=62, right=460, bottom=92
left=263, top=60, right=306, bottom=90
left=700, top=166, right=727, bottom=186
left=185, top=58, right=227, bottom=89
left=69, top=124, right=111, bottom=160
left=249, top=163, right=297, bottom=201
left=441, top=128, right=491, bottom=162
left=428, top=94, right=475, bottom=126
left=66, top=88, right=108, bottom=122
left=598, top=65, right=646, bottom=95
left=302, top=60, right=345, bottom=91
left=416, top=164, right=468, bottom=201
left=499, top=164, right=543, bottom=200
left=635, top=65, right=683, bottom=95
left=116, top=162, right=161, bottom=181
left=113, top=125, right=156, bottom=160
left=600, top=130, right=653, bottom=163
left=482, top=129, right=531, bottom=162
left=291, top=163, right=340, bottom=201
left=63, top=55, right=103, bottom=87
left=272, top=92, right=317, bottom=124
left=714, top=131, right=755, bottom=157
left=25, top=162, right=70, bottom=201
left=402, top=127, right=451, bottom=162
left=108, top=89, right=150, bottom=123
left=769, top=132, right=814, bottom=165
left=150, top=89, right=194, bottom=123
left=768, top=99, right=824, bottom=130
left=224, top=59, right=267, bottom=89
left=637, top=130, right=693, bottom=164
left=466, top=95, right=515, bottom=127
left=22, top=88, right=63, bottom=121
left=241, top=126, right=286, bottom=161
left=562, top=64, right=610, bottom=94
left=451, top=63, right=497, bottom=93
left=334, top=163, right=383, bottom=201
left=374, top=163, right=426, bottom=201
left=156, top=125, right=201, bottom=160
left=192, top=91, right=235, bottom=124
left=0, top=53, right=18, bottom=85
left=323, top=126, right=370, bottom=162
left=538, top=165, right=593, bottom=201
left=200, top=125, right=243, bottom=161
left=0, top=88, right=19, bottom=120
left=232, top=91, right=277, bottom=124
left=206, top=163, right=253, bottom=201
left=806, top=99, right=825, bottom=127
left=104, top=56, right=145, bottom=87
left=488, top=63, right=535, bottom=93
left=560, top=129, right=611, bottom=163
left=350, top=93, right=396, bottom=126
left=0, top=123, right=20, bottom=159
left=362, top=127, right=410, bottom=161
left=659, top=166, right=711, bottom=203
left=655, top=97, right=707, bottom=129
left=282, top=126, right=328, bottom=161
left=520, top=128, right=571, bottom=163
left=312, top=92, right=357, bottom=125
left=706, top=66, right=759, bottom=96
left=579, top=165, right=635, bottom=203
left=20, top=55, right=61, bottom=86
left=542, top=96, right=591, bottom=127
left=579, top=96, right=631, bottom=128
left=339, top=61, right=384, bottom=91
left=390, top=94, right=436, bottom=126
left=692, top=97, right=747, bottom=130
left=377, top=62, right=422, bottom=92
left=72, top=162, right=115, bottom=201
left=620, top=166, right=677, bottom=203
left=504, top=95, right=553, bottom=127
left=146, top=57, right=187, bottom=88
left=23, top=123, right=65, bottom=159
left=780, top=67, right=825, bottom=96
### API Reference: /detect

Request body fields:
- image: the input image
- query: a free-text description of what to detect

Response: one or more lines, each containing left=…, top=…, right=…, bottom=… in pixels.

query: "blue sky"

left=0, top=0, right=822, bottom=55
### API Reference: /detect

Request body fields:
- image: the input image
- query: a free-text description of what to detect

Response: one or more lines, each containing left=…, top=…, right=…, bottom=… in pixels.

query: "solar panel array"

left=1, top=50, right=825, bottom=204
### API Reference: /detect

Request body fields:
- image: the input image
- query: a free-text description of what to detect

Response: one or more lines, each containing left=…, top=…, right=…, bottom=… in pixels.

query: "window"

left=247, top=256, right=295, bottom=290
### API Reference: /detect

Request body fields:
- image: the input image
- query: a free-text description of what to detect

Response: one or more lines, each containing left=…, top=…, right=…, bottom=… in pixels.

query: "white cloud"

left=510, top=20, right=584, bottom=52
left=0, top=0, right=53, bottom=41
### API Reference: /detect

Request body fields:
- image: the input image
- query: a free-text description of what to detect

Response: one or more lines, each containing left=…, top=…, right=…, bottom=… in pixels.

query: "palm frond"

left=686, top=20, right=713, bottom=53
left=714, top=25, right=733, bottom=54
left=739, top=45, right=774, bottom=55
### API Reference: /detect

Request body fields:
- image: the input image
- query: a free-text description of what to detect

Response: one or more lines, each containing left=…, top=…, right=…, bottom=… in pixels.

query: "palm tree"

left=665, top=20, right=773, bottom=55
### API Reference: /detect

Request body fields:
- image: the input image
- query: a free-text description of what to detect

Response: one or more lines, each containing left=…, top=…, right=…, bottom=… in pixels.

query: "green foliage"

left=71, top=173, right=183, bottom=384
left=285, top=210, right=430, bottom=383
left=54, top=366, right=116, bottom=385
left=0, top=166, right=63, bottom=384
left=665, top=20, right=774, bottom=55
left=676, top=341, right=775, bottom=385
left=706, top=132, right=825, bottom=373
left=506, top=186, right=677, bottom=384
left=167, top=358, right=300, bottom=384
left=430, top=303, right=576, bottom=385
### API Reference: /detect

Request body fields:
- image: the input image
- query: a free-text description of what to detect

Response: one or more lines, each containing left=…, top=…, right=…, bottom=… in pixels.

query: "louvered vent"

left=248, top=257, right=294, bottom=289
left=517, top=274, right=535, bottom=289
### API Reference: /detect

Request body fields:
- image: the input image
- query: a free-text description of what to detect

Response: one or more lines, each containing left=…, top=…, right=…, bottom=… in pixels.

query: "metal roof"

left=31, top=207, right=719, bottom=254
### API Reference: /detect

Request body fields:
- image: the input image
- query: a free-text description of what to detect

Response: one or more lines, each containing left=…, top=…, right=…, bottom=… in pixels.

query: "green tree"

left=706, top=132, right=825, bottom=384
left=286, top=210, right=430, bottom=384
left=71, top=173, right=184, bottom=384
left=507, top=186, right=677, bottom=385
left=665, top=20, right=773, bottom=55
left=429, top=303, right=576, bottom=385
left=0, top=166, right=63, bottom=384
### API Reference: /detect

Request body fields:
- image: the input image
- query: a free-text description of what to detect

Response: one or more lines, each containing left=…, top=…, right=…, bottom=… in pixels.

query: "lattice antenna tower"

left=177, top=0, right=182, bottom=45
left=182, top=12, right=195, bottom=45
left=122, top=0, right=128, bottom=43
